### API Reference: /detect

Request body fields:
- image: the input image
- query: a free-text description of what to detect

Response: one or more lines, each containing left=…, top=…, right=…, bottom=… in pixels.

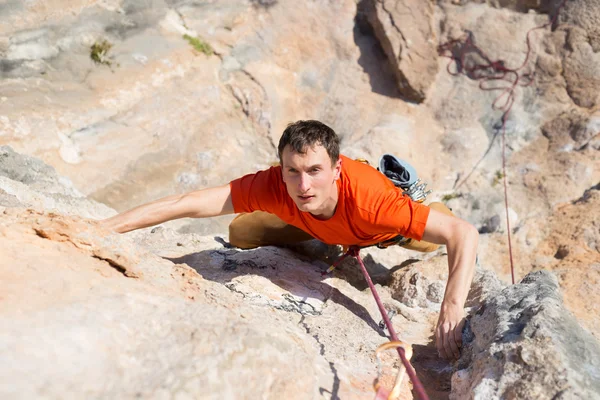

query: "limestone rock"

left=365, top=0, right=439, bottom=102
left=0, top=145, right=82, bottom=197
left=438, top=0, right=549, bottom=13
left=0, top=145, right=115, bottom=219
left=452, top=270, right=600, bottom=399
left=556, top=0, right=600, bottom=52
left=389, top=255, right=449, bottom=308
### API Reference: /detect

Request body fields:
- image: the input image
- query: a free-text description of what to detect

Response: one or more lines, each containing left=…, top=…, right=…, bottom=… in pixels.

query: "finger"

left=440, top=325, right=452, bottom=360
left=442, top=325, right=453, bottom=359
left=435, top=326, right=447, bottom=359
left=454, top=319, right=465, bottom=347
left=448, top=327, right=460, bottom=359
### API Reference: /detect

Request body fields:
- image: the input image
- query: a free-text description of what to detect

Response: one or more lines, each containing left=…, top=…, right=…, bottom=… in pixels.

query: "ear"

left=333, top=157, right=342, bottom=180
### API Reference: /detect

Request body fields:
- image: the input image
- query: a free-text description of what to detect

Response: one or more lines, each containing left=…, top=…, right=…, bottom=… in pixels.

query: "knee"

left=228, top=217, right=258, bottom=249
left=419, top=242, right=441, bottom=253
left=400, top=239, right=440, bottom=253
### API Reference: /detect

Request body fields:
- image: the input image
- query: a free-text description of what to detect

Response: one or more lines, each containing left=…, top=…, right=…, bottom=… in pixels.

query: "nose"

left=298, top=173, right=310, bottom=193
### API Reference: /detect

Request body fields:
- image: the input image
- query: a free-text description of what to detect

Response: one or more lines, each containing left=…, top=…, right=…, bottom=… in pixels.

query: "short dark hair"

left=278, top=120, right=340, bottom=165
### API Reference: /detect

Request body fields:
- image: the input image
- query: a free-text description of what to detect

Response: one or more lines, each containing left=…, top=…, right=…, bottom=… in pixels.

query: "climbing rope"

left=328, top=246, right=430, bottom=400
left=374, top=340, right=414, bottom=399
left=437, top=0, right=569, bottom=284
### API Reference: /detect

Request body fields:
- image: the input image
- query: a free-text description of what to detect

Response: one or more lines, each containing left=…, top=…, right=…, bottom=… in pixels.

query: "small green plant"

left=492, top=170, right=505, bottom=187
left=183, top=34, right=213, bottom=56
left=441, top=193, right=460, bottom=202
left=90, top=40, right=113, bottom=66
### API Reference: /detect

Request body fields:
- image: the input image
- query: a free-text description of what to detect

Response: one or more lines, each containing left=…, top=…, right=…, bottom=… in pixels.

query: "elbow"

left=465, top=221, right=479, bottom=244
left=448, top=219, right=479, bottom=249
left=461, top=221, right=479, bottom=250
left=174, top=193, right=197, bottom=218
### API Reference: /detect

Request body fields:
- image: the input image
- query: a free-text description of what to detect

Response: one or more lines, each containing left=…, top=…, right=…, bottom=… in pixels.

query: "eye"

left=309, top=167, right=320, bottom=174
left=288, top=168, right=298, bottom=174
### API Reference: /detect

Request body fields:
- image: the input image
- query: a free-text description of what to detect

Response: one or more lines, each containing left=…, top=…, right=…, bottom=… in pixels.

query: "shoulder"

left=233, top=165, right=283, bottom=189
left=230, top=165, right=288, bottom=213
left=340, top=155, right=398, bottom=211
left=340, top=155, right=396, bottom=186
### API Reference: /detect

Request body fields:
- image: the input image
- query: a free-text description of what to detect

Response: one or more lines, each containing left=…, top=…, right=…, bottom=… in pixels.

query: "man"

left=101, top=120, right=478, bottom=360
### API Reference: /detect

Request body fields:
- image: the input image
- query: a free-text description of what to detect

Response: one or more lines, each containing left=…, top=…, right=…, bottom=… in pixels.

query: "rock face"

left=452, top=270, right=600, bottom=399
left=363, top=0, right=439, bottom=102
left=0, top=206, right=331, bottom=398
left=555, top=0, right=600, bottom=108
left=0, top=145, right=115, bottom=219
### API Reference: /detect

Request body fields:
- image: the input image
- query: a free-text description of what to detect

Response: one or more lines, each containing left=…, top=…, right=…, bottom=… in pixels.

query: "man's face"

left=281, top=144, right=341, bottom=218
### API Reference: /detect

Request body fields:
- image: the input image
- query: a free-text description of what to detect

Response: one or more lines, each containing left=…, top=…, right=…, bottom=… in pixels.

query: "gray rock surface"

left=0, top=145, right=82, bottom=196
left=0, top=145, right=115, bottom=219
left=452, top=270, right=600, bottom=399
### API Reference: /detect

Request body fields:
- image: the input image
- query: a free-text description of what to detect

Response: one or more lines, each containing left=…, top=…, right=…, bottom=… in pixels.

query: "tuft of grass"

left=492, top=170, right=505, bottom=187
left=183, top=34, right=213, bottom=56
left=441, top=193, right=460, bottom=202
left=90, top=40, right=113, bottom=66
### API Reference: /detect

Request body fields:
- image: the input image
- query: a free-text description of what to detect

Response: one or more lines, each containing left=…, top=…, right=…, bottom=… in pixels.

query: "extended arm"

left=100, top=184, right=235, bottom=233
left=420, top=208, right=479, bottom=359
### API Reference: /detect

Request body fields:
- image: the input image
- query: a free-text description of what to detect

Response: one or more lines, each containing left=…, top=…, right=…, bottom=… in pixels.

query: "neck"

left=310, top=181, right=339, bottom=220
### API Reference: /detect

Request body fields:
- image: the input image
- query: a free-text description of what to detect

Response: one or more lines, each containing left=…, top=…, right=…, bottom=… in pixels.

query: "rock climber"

left=101, top=119, right=478, bottom=360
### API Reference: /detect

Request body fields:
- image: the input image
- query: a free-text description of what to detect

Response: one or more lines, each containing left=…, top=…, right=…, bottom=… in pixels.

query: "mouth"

left=297, top=194, right=314, bottom=202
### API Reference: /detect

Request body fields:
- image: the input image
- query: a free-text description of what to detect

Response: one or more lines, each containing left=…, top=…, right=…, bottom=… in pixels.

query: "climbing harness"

left=375, top=235, right=412, bottom=250
left=326, top=246, right=430, bottom=400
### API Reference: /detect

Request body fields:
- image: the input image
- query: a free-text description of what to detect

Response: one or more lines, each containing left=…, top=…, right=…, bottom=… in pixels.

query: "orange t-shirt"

left=229, top=155, right=430, bottom=247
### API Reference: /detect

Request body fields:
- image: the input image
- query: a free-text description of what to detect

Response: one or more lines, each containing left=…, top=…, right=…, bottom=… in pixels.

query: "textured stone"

left=0, top=145, right=82, bottom=197
left=451, top=270, right=600, bottom=399
left=389, top=255, right=449, bottom=309
left=365, top=0, right=439, bottom=102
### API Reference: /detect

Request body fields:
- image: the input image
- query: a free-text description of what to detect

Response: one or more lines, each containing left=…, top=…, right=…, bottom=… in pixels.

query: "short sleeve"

left=229, top=166, right=286, bottom=214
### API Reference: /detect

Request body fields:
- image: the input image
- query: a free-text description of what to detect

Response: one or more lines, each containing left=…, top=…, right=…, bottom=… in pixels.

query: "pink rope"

left=348, top=247, right=430, bottom=400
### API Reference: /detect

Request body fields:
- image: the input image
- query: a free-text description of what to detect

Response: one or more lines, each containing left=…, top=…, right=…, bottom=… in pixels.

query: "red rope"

left=437, top=0, right=569, bottom=284
left=347, top=247, right=430, bottom=400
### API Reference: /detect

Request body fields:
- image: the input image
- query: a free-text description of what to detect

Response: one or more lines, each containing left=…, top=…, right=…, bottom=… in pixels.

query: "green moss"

left=492, top=170, right=505, bottom=187
left=90, top=40, right=113, bottom=66
left=183, top=34, right=213, bottom=56
left=441, top=193, right=460, bottom=202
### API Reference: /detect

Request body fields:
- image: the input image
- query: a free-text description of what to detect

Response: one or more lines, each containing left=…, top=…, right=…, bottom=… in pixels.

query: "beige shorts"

left=228, top=202, right=454, bottom=253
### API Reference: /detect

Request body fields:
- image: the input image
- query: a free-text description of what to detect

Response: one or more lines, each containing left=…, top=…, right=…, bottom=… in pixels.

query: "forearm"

left=101, top=194, right=186, bottom=233
left=442, top=223, right=478, bottom=308
left=423, top=209, right=478, bottom=358
left=101, top=184, right=235, bottom=234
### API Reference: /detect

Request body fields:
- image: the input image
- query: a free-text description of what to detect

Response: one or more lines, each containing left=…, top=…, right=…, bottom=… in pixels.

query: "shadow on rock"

left=412, top=337, right=453, bottom=400
left=353, top=0, right=403, bottom=99
left=166, top=245, right=386, bottom=336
